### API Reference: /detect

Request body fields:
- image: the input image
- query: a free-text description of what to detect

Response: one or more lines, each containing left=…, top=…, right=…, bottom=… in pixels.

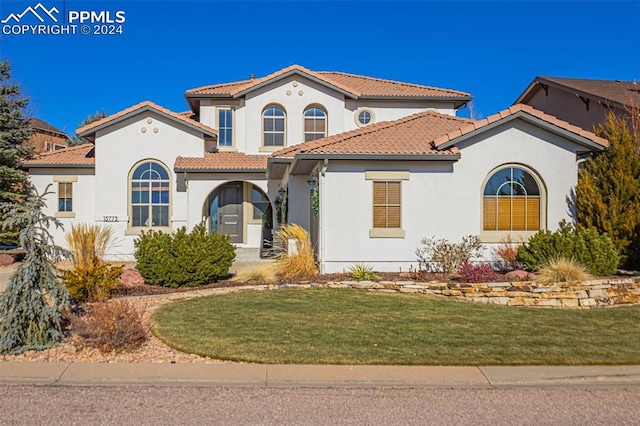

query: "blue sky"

left=1, top=0, right=639, bottom=136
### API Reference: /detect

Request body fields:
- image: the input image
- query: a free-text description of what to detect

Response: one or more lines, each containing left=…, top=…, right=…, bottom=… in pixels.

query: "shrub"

left=134, top=223, right=235, bottom=288
left=60, top=259, right=124, bottom=302
left=459, top=262, right=497, bottom=283
left=65, top=223, right=116, bottom=269
left=61, top=223, right=122, bottom=303
left=235, top=266, right=276, bottom=284
left=71, top=299, right=148, bottom=353
left=493, top=234, right=522, bottom=270
left=416, top=235, right=484, bottom=274
left=536, top=257, right=591, bottom=284
left=516, top=221, right=620, bottom=276
left=348, top=263, right=381, bottom=281
left=271, top=224, right=317, bottom=279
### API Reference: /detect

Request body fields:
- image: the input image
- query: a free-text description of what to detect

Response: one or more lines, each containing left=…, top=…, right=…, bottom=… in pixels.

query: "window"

left=483, top=166, right=541, bottom=232
left=218, top=108, right=233, bottom=147
left=130, top=161, right=170, bottom=228
left=251, top=186, right=269, bottom=220
left=304, top=107, right=327, bottom=141
left=58, top=182, right=72, bottom=212
left=355, top=108, right=375, bottom=127
left=373, top=181, right=401, bottom=229
left=263, top=106, right=286, bottom=147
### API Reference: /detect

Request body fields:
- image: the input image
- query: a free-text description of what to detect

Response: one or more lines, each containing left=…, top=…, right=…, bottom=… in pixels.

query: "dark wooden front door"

left=218, top=183, right=243, bottom=243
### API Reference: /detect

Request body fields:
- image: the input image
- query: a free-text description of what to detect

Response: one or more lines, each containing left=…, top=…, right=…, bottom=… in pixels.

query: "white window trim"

left=217, top=106, right=235, bottom=150
left=262, top=104, right=287, bottom=148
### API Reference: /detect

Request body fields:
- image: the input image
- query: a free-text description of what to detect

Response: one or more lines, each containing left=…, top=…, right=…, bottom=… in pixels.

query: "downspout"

left=184, top=171, right=189, bottom=230
left=319, top=158, right=329, bottom=274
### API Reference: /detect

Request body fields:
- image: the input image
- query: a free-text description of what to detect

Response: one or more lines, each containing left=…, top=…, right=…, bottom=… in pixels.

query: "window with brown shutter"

left=482, top=166, right=541, bottom=231
left=373, top=181, right=401, bottom=229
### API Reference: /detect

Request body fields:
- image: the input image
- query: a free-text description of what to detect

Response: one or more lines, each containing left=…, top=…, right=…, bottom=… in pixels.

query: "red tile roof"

left=175, top=152, right=268, bottom=171
left=186, top=64, right=471, bottom=101
left=272, top=111, right=472, bottom=157
left=432, top=104, right=609, bottom=149
left=76, top=101, right=217, bottom=138
left=516, top=77, right=640, bottom=109
left=23, top=143, right=95, bottom=167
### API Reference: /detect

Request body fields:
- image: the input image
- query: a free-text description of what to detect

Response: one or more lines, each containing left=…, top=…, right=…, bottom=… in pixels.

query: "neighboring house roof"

left=22, top=143, right=95, bottom=168
left=271, top=111, right=471, bottom=159
left=76, top=101, right=218, bottom=141
left=175, top=152, right=268, bottom=172
left=185, top=64, right=472, bottom=105
left=433, top=103, right=609, bottom=150
left=515, top=76, right=640, bottom=110
left=27, top=118, right=71, bottom=140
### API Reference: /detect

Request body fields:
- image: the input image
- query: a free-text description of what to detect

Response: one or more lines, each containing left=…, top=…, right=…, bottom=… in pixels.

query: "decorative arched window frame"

left=127, top=159, right=172, bottom=234
left=261, top=104, right=286, bottom=151
left=479, top=164, right=546, bottom=243
left=354, top=107, right=375, bottom=127
left=303, top=105, right=327, bottom=141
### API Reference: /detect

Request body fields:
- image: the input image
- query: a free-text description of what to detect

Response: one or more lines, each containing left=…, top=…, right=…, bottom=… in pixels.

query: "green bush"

left=516, top=221, right=620, bottom=276
left=348, top=263, right=381, bottom=281
left=134, top=223, right=236, bottom=288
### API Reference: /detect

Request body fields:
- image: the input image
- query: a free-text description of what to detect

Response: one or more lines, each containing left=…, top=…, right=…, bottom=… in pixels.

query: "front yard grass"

left=151, top=289, right=640, bottom=365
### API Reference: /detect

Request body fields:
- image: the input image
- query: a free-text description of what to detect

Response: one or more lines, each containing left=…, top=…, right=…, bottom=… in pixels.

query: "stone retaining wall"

left=250, top=277, right=640, bottom=308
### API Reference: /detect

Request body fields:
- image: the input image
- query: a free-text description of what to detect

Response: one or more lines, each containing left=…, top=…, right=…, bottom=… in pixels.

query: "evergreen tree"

left=575, top=112, right=640, bottom=269
left=0, top=185, right=70, bottom=354
left=0, top=60, right=33, bottom=245
left=69, top=111, right=106, bottom=146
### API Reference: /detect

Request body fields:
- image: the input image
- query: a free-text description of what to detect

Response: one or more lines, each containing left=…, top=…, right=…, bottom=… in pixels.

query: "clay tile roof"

left=272, top=111, right=472, bottom=158
left=517, top=77, right=640, bottom=109
left=433, top=104, right=608, bottom=149
left=175, top=152, right=268, bottom=172
left=317, top=71, right=471, bottom=99
left=22, top=143, right=95, bottom=167
left=186, top=65, right=471, bottom=101
left=76, top=101, right=217, bottom=138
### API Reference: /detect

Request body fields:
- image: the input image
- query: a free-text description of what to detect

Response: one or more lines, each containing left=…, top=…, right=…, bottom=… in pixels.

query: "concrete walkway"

left=1, top=362, right=640, bottom=388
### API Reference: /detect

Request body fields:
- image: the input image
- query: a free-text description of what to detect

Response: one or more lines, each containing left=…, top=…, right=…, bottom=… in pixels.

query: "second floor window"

left=218, top=108, right=233, bottom=147
left=304, top=107, right=327, bottom=141
left=58, top=182, right=72, bottom=212
left=263, top=106, right=286, bottom=147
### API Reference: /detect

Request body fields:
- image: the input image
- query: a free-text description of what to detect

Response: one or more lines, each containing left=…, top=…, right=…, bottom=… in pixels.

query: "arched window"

left=483, top=166, right=542, bottom=231
left=263, top=105, right=286, bottom=147
left=304, top=106, right=327, bottom=141
left=130, top=160, right=170, bottom=228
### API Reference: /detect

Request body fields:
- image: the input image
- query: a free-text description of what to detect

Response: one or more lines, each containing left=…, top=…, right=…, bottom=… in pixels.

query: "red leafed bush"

left=71, top=299, right=148, bottom=353
left=459, top=262, right=497, bottom=283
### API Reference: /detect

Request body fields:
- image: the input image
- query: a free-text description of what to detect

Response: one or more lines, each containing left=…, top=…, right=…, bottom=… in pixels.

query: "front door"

left=218, top=183, right=243, bottom=243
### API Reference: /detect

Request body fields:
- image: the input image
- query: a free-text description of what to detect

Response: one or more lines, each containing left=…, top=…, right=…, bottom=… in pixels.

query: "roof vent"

left=249, top=74, right=256, bottom=80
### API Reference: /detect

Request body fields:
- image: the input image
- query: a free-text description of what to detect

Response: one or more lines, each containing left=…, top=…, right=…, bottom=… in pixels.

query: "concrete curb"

left=2, top=362, right=640, bottom=388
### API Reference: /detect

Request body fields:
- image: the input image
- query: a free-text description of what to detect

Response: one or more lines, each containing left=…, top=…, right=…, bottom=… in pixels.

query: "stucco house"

left=23, top=65, right=607, bottom=272
left=515, top=76, right=640, bottom=131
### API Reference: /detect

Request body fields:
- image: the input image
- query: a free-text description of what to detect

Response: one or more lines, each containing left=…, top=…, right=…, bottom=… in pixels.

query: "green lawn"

left=151, top=289, right=640, bottom=365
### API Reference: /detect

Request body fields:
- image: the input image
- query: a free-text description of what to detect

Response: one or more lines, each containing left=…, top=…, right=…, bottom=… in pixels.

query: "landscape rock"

left=505, top=270, right=535, bottom=281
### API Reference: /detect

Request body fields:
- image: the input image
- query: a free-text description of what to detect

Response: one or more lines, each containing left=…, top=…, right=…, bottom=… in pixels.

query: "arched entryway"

left=202, top=181, right=272, bottom=248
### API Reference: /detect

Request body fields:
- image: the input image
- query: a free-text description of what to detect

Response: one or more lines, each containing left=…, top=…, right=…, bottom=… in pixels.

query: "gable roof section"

left=515, top=76, right=640, bottom=110
left=175, top=152, right=268, bottom=172
left=185, top=65, right=472, bottom=105
left=22, top=143, right=95, bottom=168
left=272, top=111, right=471, bottom=159
left=76, top=101, right=218, bottom=142
left=28, top=118, right=70, bottom=139
left=433, top=104, right=608, bottom=150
